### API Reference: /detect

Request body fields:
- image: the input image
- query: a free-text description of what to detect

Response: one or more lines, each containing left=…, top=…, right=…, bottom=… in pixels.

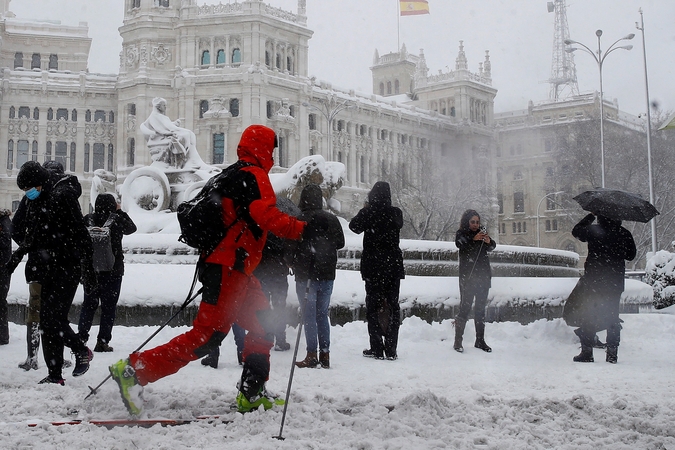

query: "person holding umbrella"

left=565, top=189, right=655, bottom=364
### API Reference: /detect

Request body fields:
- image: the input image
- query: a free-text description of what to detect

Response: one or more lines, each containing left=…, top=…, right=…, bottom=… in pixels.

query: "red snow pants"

left=130, top=265, right=273, bottom=385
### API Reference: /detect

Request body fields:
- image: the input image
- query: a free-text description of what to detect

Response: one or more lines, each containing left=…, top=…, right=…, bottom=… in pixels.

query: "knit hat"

left=17, top=161, right=50, bottom=190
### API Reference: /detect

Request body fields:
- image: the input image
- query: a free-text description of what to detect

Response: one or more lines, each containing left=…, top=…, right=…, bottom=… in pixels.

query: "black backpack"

left=88, top=216, right=115, bottom=272
left=177, top=161, right=250, bottom=254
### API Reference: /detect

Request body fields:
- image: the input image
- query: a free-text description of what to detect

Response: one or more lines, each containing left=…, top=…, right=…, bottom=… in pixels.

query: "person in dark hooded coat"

left=78, top=193, right=137, bottom=352
left=0, top=209, right=11, bottom=345
left=454, top=209, right=496, bottom=353
left=293, top=184, right=345, bottom=369
left=349, top=181, right=404, bottom=360
left=565, top=213, right=636, bottom=364
left=7, top=161, right=97, bottom=385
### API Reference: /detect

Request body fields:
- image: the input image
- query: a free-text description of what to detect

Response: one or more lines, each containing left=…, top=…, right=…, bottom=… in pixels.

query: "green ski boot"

left=109, top=359, right=142, bottom=416
left=236, top=386, right=285, bottom=413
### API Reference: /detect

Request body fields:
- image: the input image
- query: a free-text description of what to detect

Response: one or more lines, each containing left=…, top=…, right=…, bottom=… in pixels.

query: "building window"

left=266, top=101, right=274, bottom=119
left=85, top=110, right=91, bottom=122
left=71, top=143, right=77, bottom=172
left=94, top=110, right=106, bottom=122
left=360, top=155, right=366, bottom=183
left=199, top=100, right=209, bottom=118
left=265, top=51, right=271, bottom=67
left=277, top=136, right=285, bottom=167
left=84, top=143, right=90, bottom=172
left=552, top=219, right=558, bottom=231
left=56, top=108, right=68, bottom=121
left=9, top=106, right=15, bottom=119
left=93, top=143, right=105, bottom=170
left=55, top=141, right=68, bottom=168
left=514, top=170, right=523, bottom=181
left=32, top=141, right=38, bottom=161
left=31, top=53, right=41, bottom=70
left=216, top=49, right=225, bottom=64
left=109, top=111, right=115, bottom=123
left=546, top=195, right=556, bottom=211
left=132, top=0, right=140, bottom=8
left=394, top=79, right=400, bottom=95
left=514, top=192, right=524, bottom=213
left=18, top=107, right=30, bottom=119
left=16, top=140, right=29, bottom=168
left=158, top=0, right=169, bottom=7
left=309, top=146, right=314, bottom=156
left=72, top=109, right=78, bottom=122
left=379, top=83, right=384, bottom=96
left=47, top=108, right=54, bottom=120
left=201, top=50, right=210, bottom=66
left=287, top=56, right=293, bottom=73
left=229, top=98, right=239, bottom=117
left=108, top=144, right=114, bottom=170
left=49, top=54, right=58, bottom=70
left=501, top=223, right=506, bottom=235
left=46, top=141, right=52, bottom=159
left=387, top=81, right=392, bottom=95
left=33, top=108, right=39, bottom=120
left=497, top=194, right=503, bottom=214
left=512, top=222, right=516, bottom=234
left=450, top=106, right=456, bottom=117
left=14, top=52, right=23, bottom=69
left=213, top=133, right=224, bottom=164
left=128, top=103, right=136, bottom=116
left=275, top=53, right=282, bottom=70
left=232, top=48, right=241, bottom=64
left=127, top=138, right=135, bottom=167
left=308, top=113, right=316, bottom=130
left=6, top=140, right=13, bottom=170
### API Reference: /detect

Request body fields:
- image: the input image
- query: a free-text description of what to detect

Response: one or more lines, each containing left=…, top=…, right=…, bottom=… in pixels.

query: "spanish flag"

left=400, top=0, right=430, bottom=16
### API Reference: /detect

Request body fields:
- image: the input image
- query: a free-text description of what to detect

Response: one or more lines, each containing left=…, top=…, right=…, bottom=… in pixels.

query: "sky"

left=6, top=0, right=675, bottom=117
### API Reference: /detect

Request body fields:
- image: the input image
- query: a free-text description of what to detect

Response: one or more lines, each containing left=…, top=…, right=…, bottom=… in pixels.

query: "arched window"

left=229, top=98, right=239, bottom=117
left=93, top=143, right=105, bottom=170
left=201, top=50, right=210, bottom=66
left=108, top=144, right=114, bottom=170
left=71, top=109, right=77, bottom=122
left=9, top=106, right=15, bottom=119
left=84, top=143, right=90, bottom=172
left=275, top=53, right=281, bottom=70
left=32, top=141, right=38, bottom=161
left=308, top=113, right=316, bottom=131
left=7, top=140, right=13, bottom=170
left=199, top=100, right=209, bottom=118
left=379, top=83, right=384, bottom=96
left=127, top=138, right=135, bottom=167
left=31, top=53, right=41, bottom=70
left=33, top=108, right=39, bottom=120
left=132, top=0, right=140, bottom=8
left=216, top=49, right=225, bottom=64
left=46, top=141, right=52, bottom=159
left=232, top=48, right=241, bottom=64
left=386, top=81, right=392, bottom=95
left=450, top=106, right=456, bottom=117
left=70, top=142, right=77, bottom=172
left=109, top=111, right=115, bottom=123
left=48, top=54, right=58, bottom=70
left=287, top=56, right=293, bottom=73
left=394, top=79, right=400, bottom=95
left=85, top=110, right=91, bottom=122
left=14, top=52, right=23, bottom=69
left=265, top=51, right=271, bottom=67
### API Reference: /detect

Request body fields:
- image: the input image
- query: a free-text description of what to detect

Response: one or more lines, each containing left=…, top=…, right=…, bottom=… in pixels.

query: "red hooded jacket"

left=205, top=125, right=305, bottom=275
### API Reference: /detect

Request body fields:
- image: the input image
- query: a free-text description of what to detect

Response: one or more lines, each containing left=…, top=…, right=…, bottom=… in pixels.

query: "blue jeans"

left=296, top=279, right=333, bottom=353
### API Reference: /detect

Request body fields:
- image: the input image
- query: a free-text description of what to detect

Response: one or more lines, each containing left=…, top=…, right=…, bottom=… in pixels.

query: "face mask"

left=25, top=187, right=40, bottom=200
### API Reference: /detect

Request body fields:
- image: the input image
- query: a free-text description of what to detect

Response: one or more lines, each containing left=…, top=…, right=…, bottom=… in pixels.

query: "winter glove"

left=81, top=263, right=98, bottom=295
left=6, top=247, right=27, bottom=274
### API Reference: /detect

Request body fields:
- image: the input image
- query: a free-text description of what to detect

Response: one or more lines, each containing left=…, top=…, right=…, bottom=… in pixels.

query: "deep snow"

left=0, top=265, right=673, bottom=449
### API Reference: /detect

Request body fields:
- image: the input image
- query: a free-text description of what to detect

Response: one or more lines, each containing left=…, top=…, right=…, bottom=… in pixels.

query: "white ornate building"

left=0, top=0, right=498, bottom=220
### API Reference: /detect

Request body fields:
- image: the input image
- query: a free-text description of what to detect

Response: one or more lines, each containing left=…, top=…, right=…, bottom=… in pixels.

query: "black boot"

left=606, top=346, right=618, bottom=364
left=18, top=323, right=40, bottom=371
left=453, top=317, right=466, bottom=353
left=474, top=322, right=492, bottom=353
left=201, top=347, right=220, bottom=369
left=573, top=346, right=594, bottom=362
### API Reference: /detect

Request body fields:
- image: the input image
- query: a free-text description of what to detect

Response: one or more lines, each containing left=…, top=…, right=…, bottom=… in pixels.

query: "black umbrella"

left=573, top=188, right=659, bottom=223
left=276, top=196, right=301, bottom=217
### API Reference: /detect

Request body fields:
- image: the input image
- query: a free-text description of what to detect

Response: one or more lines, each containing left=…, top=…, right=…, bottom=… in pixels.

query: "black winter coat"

left=349, top=182, right=404, bottom=281
left=455, top=228, right=496, bottom=289
left=293, top=185, right=345, bottom=282
left=0, top=211, right=12, bottom=266
left=18, top=173, right=92, bottom=270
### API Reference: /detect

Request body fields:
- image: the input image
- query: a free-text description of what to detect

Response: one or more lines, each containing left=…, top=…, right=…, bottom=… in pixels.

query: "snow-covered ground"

left=1, top=268, right=673, bottom=448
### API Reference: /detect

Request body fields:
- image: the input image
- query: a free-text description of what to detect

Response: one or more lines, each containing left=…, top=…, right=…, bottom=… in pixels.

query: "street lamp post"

left=636, top=9, right=658, bottom=255
left=565, top=30, right=634, bottom=188
left=537, top=191, right=564, bottom=248
left=302, top=95, right=352, bottom=161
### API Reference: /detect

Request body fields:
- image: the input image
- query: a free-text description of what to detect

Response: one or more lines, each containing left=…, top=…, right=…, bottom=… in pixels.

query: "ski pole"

left=274, top=278, right=310, bottom=441
left=84, top=266, right=203, bottom=400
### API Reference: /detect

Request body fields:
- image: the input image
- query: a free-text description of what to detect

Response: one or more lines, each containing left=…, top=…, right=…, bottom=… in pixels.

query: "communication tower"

left=547, top=0, right=579, bottom=101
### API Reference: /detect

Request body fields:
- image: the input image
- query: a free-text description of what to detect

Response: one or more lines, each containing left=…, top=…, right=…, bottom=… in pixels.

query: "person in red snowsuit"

left=110, top=125, right=306, bottom=415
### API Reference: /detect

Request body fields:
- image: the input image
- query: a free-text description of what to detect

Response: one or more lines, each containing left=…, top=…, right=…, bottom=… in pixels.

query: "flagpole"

left=397, top=0, right=400, bottom=51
